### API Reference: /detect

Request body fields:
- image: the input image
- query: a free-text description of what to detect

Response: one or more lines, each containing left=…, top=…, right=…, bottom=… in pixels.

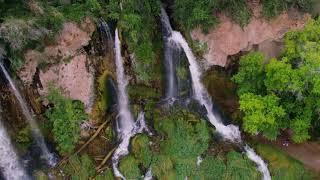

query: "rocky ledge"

left=18, top=18, right=96, bottom=111
left=192, top=5, right=310, bottom=67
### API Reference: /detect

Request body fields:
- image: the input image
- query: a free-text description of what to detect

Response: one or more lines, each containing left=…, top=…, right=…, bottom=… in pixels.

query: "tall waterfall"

left=0, top=113, right=29, bottom=180
left=0, top=62, right=56, bottom=167
left=160, top=8, right=179, bottom=100
left=161, top=9, right=271, bottom=180
left=112, top=29, right=150, bottom=179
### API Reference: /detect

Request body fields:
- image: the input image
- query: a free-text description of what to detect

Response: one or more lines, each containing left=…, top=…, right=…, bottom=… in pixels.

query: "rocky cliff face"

left=18, top=18, right=96, bottom=111
left=191, top=4, right=310, bottom=67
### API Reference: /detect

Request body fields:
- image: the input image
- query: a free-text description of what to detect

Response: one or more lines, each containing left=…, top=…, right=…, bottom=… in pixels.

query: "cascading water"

left=160, top=8, right=179, bottom=100
left=99, top=18, right=113, bottom=44
left=161, top=9, right=271, bottom=180
left=112, top=29, right=150, bottom=179
left=0, top=61, right=56, bottom=167
left=0, top=112, right=29, bottom=180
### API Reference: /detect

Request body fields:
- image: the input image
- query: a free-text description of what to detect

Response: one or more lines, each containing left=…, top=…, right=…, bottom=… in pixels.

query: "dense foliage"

left=106, top=0, right=162, bottom=84
left=261, top=0, right=312, bottom=18
left=171, top=0, right=250, bottom=32
left=119, top=108, right=261, bottom=179
left=233, top=18, right=320, bottom=142
left=45, top=86, right=87, bottom=154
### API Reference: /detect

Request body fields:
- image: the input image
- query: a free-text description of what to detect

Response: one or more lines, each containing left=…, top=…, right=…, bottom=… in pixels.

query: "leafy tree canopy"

left=233, top=18, right=320, bottom=143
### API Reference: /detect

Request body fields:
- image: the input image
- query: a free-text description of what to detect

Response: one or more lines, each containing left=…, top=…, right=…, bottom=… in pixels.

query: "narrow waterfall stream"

left=0, top=112, right=29, bottom=180
left=161, top=9, right=271, bottom=180
left=0, top=62, right=56, bottom=167
left=161, top=8, right=179, bottom=100
left=112, top=29, right=150, bottom=179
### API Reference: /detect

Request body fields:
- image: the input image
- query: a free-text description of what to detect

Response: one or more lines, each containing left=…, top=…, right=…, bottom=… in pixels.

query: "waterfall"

left=99, top=18, right=113, bottom=43
left=112, top=29, right=150, bottom=179
left=113, top=29, right=135, bottom=137
left=0, top=62, right=56, bottom=167
left=160, top=9, right=271, bottom=180
left=0, top=114, right=29, bottom=180
left=160, top=8, right=179, bottom=100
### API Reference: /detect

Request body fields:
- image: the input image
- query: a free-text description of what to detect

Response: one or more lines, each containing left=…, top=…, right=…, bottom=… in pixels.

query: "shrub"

left=45, top=86, right=87, bottom=154
left=261, top=0, right=312, bottom=18
left=171, top=0, right=218, bottom=32
left=219, top=0, right=251, bottom=27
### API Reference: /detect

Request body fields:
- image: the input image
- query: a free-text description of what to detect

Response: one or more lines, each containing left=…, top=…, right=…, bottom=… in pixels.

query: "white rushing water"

left=113, top=29, right=135, bottom=137
left=160, top=8, right=179, bottom=100
left=169, top=29, right=271, bottom=180
left=112, top=29, right=151, bottom=179
left=144, top=168, right=153, bottom=180
left=0, top=62, right=56, bottom=167
left=0, top=114, right=29, bottom=180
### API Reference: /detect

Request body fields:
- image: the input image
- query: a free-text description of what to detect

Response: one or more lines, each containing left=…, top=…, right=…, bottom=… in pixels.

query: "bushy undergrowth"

left=119, top=108, right=261, bottom=179
left=106, top=0, right=162, bottom=84
left=261, top=0, right=312, bottom=18
left=171, top=0, right=251, bottom=32
left=45, top=86, right=87, bottom=155
left=62, top=154, right=96, bottom=180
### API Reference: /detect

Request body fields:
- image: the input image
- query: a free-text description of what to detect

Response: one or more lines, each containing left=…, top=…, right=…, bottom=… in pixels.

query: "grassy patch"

left=255, top=144, right=315, bottom=180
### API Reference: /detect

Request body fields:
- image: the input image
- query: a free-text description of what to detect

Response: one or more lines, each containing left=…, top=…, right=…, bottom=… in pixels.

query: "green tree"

left=234, top=18, right=320, bottom=142
left=264, top=58, right=303, bottom=94
left=45, top=86, right=87, bottom=154
left=239, top=93, right=286, bottom=140
left=232, top=52, right=266, bottom=95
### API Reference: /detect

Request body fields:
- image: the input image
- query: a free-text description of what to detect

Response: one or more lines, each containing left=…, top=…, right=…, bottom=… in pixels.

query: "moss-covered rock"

left=119, top=155, right=142, bottom=180
left=131, top=134, right=152, bottom=168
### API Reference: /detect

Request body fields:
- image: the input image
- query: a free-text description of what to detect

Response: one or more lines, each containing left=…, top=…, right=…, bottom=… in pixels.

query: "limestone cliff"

left=18, top=18, right=96, bottom=111
left=191, top=4, right=310, bottom=67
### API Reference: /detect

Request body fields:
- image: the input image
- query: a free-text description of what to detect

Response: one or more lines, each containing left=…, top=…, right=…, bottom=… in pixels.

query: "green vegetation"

left=62, top=154, right=96, bottom=180
left=0, top=0, right=106, bottom=70
left=255, top=144, right=314, bottom=180
left=119, top=108, right=261, bottom=179
left=239, top=93, right=286, bottom=140
left=107, top=0, right=162, bottom=84
left=261, top=0, right=312, bottom=18
left=95, top=168, right=114, bottom=180
left=233, top=18, right=320, bottom=142
left=45, top=86, right=87, bottom=154
left=171, top=0, right=251, bottom=32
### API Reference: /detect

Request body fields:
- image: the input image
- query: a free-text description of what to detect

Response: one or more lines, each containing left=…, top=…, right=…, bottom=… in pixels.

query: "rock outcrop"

left=191, top=5, right=310, bottom=67
left=18, top=18, right=96, bottom=111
